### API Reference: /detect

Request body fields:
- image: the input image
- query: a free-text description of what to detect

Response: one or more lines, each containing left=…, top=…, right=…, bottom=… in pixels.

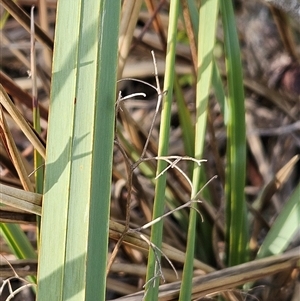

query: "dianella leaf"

left=37, top=1, right=121, bottom=300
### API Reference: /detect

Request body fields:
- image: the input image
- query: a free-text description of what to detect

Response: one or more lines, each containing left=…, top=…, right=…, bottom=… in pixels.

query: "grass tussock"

left=0, top=1, right=299, bottom=300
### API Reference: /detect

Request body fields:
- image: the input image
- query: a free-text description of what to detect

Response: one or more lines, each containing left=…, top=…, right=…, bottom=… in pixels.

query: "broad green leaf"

left=37, top=1, right=121, bottom=300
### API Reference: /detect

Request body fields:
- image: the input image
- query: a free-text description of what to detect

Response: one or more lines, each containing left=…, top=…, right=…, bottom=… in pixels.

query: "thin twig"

left=138, top=50, right=165, bottom=162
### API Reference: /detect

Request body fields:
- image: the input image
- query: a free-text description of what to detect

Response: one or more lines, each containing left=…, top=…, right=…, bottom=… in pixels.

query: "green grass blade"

left=220, top=0, right=248, bottom=266
left=0, top=223, right=37, bottom=284
left=257, top=183, right=300, bottom=258
left=37, top=1, right=121, bottom=300
left=0, top=223, right=36, bottom=260
left=179, top=0, right=219, bottom=299
left=144, top=1, right=179, bottom=299
left=30, top=6, right=43, bottom=243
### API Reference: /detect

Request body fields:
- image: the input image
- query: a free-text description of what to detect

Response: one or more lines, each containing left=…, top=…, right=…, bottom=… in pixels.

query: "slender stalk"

left=144, top=1, right=179, bottom=299
left=30, top=6, right=43, bottom=245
